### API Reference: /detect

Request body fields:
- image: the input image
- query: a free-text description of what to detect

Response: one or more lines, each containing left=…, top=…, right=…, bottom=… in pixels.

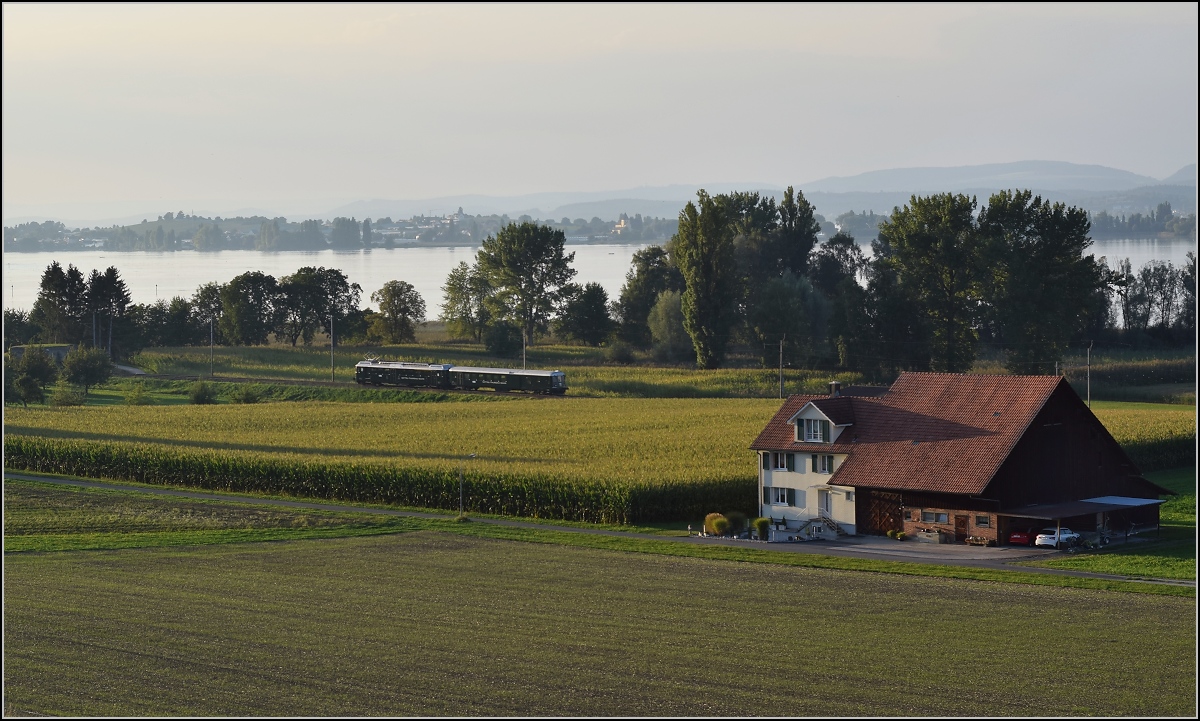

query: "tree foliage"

left=440, top=262, right=493, bottom=343
left=877, top=193, right=981, bottom=373
left=673, top=191, right=738, bottom=369
left=62, top=346, right=112, bottom=396
left=369, top=280, right=426, bottom=344
left=555, top=282, right=613, bottom=346
left=476, top=222, right=576, bottom=344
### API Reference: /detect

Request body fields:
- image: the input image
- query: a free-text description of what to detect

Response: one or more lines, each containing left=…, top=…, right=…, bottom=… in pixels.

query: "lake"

left=2, top=238, right=1194, bottom=313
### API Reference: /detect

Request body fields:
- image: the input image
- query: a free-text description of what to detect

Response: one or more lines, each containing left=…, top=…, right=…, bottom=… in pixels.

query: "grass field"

left=4, top=529, right=1194, bottom=716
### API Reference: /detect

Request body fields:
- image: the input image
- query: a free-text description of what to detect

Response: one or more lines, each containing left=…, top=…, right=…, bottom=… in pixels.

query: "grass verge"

left=3, top=477, right=1191, bottom=597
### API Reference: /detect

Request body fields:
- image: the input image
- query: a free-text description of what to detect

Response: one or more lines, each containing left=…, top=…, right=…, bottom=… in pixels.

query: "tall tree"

left=772, top=186, right=822, bottom=277
left=877, top=193, right=981, bottom=373
left=369, top=280, right=426, bottom=343
left=440, top=261, right=493, bottom=342
left=362, top=218, right=373, bottom=247
left=977, top=190, right=1106, bottom=374
left=673, top=191, right=737, bottom=369
left=808, top=231, right=867, bottom=299
left=612, top=245, right=684, bottom=347
left=276, top=267, right=328, bottom=346
left=219, top=272, right=280, bottom=346
left=555, top=282, right=614, bottom=346
left=476, top=222, right=576, bottom=344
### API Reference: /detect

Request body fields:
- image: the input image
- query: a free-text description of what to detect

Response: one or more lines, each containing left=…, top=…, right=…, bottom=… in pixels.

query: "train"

left=354, top=359, right=568, bottom=394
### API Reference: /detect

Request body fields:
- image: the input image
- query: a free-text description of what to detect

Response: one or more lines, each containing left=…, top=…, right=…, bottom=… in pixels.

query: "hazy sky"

left=3, top=3, right=1197, bottom=221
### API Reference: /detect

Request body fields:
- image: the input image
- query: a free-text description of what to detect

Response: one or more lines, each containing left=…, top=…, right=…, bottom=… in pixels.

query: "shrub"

left=703, top=512, right=728, bottom=536
left=753, top=517, right=771, bottom=540
left=483, top=322, right=523, bottom=357
left=711, top=517, right=730, bottom=536
left=48, top=381, right=85, bottom=407
left=189, top=381, right=218, bottom=405
left=123, top=383, right=152, bottom=405
left=896, top=532, right=908, bottom=541
left=886, top=529, right=897, bottom=538
left=604, top=340, right=635, bottom=364
left=725, top=511, right=747, bottom=533
left=230, top=385, right=261, bottom=404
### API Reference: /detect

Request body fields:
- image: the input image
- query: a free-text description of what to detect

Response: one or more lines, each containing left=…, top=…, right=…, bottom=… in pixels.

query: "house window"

left=771, top=487, right=789, bottom=505
left=921, top=511, right=949, bottom=524
left=811, top=455, right=835, bottom=474
left=904, top=510, right=912, bottom=520
left=975, top=515, right=990, bottom=528
left=804, top=419, right=831, bottom=443
left=846, top=491, right=855, bottom=502
left=771, top=453, right=796, bottom=471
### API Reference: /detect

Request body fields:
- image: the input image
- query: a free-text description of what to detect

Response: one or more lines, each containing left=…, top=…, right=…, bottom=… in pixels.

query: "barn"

left=750, top=372, right=1169, bottom=544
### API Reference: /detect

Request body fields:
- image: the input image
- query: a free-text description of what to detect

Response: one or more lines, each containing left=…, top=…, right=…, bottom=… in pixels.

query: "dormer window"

left=803, top=419, right=831, bottom=443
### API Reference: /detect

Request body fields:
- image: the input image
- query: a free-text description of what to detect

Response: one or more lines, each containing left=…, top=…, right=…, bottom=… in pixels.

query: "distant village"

left=2, top=210, right=680, bottom=253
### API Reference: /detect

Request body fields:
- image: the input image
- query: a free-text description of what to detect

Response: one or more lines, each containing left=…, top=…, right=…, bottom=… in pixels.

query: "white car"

left=1035, top=527, right=1081, bottom=548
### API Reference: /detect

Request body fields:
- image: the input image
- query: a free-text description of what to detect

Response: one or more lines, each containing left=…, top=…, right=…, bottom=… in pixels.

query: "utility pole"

left=778, top=334, right=785, bottom=399
left=1087, top=340, right=1093, bottom=409
left=330, top=314, right=335, bottom=382
left=209, top=317, right=214, bottom=377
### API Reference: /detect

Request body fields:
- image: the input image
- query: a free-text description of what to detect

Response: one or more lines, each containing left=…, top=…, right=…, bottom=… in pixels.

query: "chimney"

left=829, top=381, right=842, bottom=397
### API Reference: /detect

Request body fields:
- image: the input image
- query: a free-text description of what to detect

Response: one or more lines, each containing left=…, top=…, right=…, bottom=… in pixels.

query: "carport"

left=998, top=496, right=1166, bottom=544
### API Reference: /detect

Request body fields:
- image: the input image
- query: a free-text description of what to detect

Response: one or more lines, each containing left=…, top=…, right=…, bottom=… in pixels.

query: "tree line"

left=3, top=263, right=429, bottom=358
left=606, top=188, right=1196, bottom=377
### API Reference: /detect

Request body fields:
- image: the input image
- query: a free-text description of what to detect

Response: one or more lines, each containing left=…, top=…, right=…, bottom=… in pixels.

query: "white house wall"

left=759, top=461, right=856, bottom=535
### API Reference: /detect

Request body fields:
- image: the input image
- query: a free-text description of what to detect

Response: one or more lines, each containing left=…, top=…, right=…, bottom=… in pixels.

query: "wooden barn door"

left=858, top=490, right=904, bottom=535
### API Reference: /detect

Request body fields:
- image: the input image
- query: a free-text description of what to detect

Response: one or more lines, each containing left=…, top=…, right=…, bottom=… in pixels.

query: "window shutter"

left=763, top=487, right=770, bottom=505
left=811, top=454, right=818, bottom=472
left=762, top=453, right=769, bottom=470
left=787, top=488, right=796, bottom=506
left=786, top=453, right=795, bottom=472
left=821, top=420, right=831, bottom=442
left=826, top=455, right=835, bottom=473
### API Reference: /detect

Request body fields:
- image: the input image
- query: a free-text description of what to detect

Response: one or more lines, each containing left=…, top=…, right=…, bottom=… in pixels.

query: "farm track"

left=7, top=472, right=1193, bottom=588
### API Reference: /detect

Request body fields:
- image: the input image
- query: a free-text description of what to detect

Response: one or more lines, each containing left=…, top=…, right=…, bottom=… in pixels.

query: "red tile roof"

left=750, top=372, right=1066, bottom=495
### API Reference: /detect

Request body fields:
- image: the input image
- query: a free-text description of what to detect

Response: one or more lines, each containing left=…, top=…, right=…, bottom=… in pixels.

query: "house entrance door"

left=818, top=489, right=831, bottom=517
left=954, top=515, right=969, bottom=543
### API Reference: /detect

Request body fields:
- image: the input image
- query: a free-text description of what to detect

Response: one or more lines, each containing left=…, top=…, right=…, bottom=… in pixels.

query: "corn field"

left=1093, top=406, right=1197, bottom=472
left=4, top=399, right=1191, bottom=522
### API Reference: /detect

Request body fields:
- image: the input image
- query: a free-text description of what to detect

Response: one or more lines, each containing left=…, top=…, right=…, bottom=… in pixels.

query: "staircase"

left=798, top=511, right=849, bottom=538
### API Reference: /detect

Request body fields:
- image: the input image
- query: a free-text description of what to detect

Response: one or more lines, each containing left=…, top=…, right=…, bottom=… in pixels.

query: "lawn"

left=4, top=531, right=1194, bottom=716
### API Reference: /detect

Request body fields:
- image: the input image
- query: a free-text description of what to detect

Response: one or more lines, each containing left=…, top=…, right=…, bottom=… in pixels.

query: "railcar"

left=354, top=359, right=567, bottom=395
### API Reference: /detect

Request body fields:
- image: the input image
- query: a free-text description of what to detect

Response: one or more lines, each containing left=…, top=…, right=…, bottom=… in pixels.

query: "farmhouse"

left=750, top=372, right=1169, bottom=544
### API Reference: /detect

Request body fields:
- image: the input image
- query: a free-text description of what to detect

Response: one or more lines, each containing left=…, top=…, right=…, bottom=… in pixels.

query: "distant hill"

left=804, top=160, right=1160, bottom=194
left=1160, top=164, right=1196, bottom=186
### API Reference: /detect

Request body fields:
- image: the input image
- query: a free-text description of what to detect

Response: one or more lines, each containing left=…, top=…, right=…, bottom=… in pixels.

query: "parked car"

left=1007, top=527, right=1039, bottom=546
left=1035, top=527, right=1081, bottom=548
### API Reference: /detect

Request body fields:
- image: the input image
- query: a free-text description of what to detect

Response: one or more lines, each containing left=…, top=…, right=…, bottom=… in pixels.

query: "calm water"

left=2, top=244, right=649, bottom=314
left=2, top=238, right=1193, bottom=313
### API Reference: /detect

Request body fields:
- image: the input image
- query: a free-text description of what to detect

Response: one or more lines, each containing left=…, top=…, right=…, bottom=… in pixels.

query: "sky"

left=3, top=3, right=1197, bottom=223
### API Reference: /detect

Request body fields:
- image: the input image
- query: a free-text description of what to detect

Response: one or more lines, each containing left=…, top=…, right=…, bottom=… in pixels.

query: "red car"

left=1007, top=527, right=1038, bottom=546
